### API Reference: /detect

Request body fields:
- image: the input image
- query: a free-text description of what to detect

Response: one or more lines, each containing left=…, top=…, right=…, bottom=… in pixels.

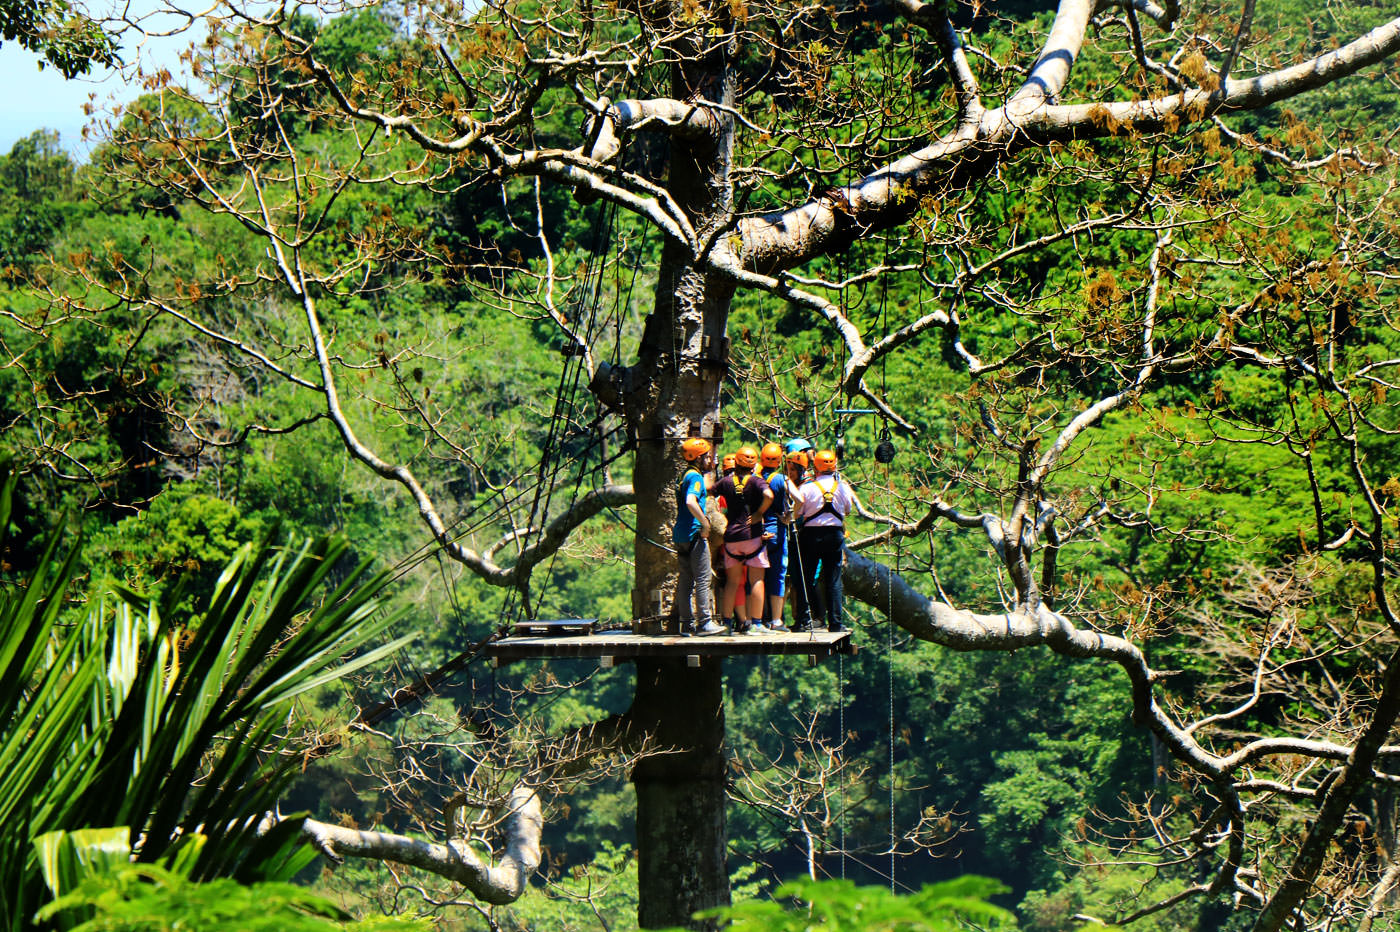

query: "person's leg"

left=827, top=533, right=845, bottom=631
left=676, top=547, right=695, bottom=630
left=723, top=562, right=747, bottom=624
left=746, top=574, right=766, bottom=626
left=739, top=566, right=750, bottom=627
left=692, top=538, right=714, bottom=629
left=765, top=532, right=788, bottom=628
left=795, top=529, right=818, bottom=629
left=815, top=528, right=844, bottom=631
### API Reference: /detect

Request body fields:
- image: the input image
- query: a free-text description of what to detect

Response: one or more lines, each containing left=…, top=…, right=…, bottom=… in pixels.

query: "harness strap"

left=807, top=477, right=845, bottom=525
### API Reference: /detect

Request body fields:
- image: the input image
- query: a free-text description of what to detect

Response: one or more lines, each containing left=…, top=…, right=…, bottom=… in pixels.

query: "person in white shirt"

left=793, top=449, right=854, bottom=632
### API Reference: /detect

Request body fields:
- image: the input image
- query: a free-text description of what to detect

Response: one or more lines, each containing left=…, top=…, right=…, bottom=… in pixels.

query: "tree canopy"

left=8, top=0, right=1400, bottom=929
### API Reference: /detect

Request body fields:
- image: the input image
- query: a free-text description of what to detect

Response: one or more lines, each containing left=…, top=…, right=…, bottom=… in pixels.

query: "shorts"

left=722, top=536, right=770, bottom=570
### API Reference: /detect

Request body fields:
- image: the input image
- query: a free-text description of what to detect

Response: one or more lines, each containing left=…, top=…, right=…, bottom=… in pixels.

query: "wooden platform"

left=484, top=628, right=854, bottom=667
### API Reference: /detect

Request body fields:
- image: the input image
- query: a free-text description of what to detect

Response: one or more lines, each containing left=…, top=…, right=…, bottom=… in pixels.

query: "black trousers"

left=794, top=525, right=844, bottom=630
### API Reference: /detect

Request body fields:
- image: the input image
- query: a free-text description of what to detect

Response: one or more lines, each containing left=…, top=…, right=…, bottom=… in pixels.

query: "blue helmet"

left=783, top=437, right=813, bottom=454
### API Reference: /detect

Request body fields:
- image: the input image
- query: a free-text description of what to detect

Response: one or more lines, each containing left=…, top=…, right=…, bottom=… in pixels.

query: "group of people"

left=671, top=437, right=855, bottom=636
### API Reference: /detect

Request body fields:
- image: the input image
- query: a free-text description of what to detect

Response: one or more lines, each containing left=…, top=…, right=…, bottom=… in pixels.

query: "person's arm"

left=686, top=493, right=710, bottom=535
left=751, top=484, right=774, bottom=524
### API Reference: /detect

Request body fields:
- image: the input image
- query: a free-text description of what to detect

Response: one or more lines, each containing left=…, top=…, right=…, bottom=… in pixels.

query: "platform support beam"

left=633, top=658, right=728, bottom=930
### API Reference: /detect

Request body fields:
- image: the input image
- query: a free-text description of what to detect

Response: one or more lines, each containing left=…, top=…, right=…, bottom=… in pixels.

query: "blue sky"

left=0, top=43, right=118, bottom=157
left=0, top=4, right=196, bottom=160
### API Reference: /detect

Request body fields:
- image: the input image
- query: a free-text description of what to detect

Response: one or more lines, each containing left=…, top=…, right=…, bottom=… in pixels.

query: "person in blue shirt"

left=758, top=442, right=793, bottom=632
left=673, top=438, right=723, bottom=635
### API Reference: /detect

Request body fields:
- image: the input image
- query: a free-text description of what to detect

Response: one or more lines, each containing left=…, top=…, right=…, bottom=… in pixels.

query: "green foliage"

left=0, top=132, right=83, bottom=274
left=85, top=486, right=267, bottom=613
left=0, top=463, right=413, bottom=930
left=6, top=0, right=1400, bottom=925
left=1020, top=848, right=1181, bottom=932
left=0, top=0, right=118, bottom=78
left=491, top=841, right=638, bottom=932
left=661, top=876, right=1017, bottom=931
left=38, top=864, right=429, bottom=932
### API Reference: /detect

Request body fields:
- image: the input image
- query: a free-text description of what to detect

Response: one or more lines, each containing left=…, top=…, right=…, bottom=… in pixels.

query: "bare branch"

left=293, top=786, right=543, bottom=906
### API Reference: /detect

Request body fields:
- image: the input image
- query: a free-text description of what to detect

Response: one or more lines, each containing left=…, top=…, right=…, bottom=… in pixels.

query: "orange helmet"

left=814, top=449, right=838, bottom=474
left=721, top=453, right=736, bottom=472
left=786, top=449, right=809, bottom=470
left=734, top=445, right=759, bottom=469
left=760, top=442, right=783, bottom=469
left=682, top=438, right=712, bottom=462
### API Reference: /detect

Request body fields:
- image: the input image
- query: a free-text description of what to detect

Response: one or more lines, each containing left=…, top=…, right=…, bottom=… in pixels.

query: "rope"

left=888, top=545, right=897, bottom=892
left=378, top=421, right=628, bottom=591
left=503, top=192, right=617, bottom=623
left=882, top=247, right=896, bottom=892
left=523, top=198, right=618, bottom=618
left=838, top=649, right=846, bottom=880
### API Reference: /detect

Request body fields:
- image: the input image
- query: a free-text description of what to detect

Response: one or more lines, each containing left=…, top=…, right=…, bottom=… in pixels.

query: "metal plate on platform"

left=485, top=629, right=853, bottom=664
left=513, top=618, right=599, bottom=636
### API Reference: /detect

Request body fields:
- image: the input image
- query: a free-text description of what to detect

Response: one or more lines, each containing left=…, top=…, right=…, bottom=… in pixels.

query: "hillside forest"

left=5, top=0, right=1400, bottom=930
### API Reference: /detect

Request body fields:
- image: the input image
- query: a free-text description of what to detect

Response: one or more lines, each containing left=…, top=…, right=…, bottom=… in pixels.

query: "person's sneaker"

left=746, top=622, right=769, bottom=635
left=791, top=621, right=812, bottom=632
left=827, top=623, right=845, bottom=633
left=767, top=621, right=790, bottom=633
left=697, top=621, right=727, bottom=636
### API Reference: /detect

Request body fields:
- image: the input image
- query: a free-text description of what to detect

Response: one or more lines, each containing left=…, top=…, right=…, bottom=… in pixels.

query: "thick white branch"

left=740, top=16, right=1400, bottom=273
left=841, top=550, right=1221, bottom=777
left=579, top=97, right=727, bottom=163
left=297, top=787, right=543, bottom=905
left=1009, top=0, right=1095, bottom=110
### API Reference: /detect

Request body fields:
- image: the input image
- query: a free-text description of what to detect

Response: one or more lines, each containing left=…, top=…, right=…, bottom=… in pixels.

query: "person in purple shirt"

left=713, top=445, right=773, bottom=634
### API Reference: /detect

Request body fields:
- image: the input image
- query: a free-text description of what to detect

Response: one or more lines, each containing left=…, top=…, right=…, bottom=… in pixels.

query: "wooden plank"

left=484, top=629, right=854, bottom=664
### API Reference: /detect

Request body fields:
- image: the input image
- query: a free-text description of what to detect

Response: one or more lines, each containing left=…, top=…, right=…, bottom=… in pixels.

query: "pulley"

left=874, top=426, right=896, bottom=464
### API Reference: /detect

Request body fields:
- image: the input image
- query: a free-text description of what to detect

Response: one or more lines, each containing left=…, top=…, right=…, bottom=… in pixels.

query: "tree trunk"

left=625, top=253, right=734, bottom=931
left=624, top=13, right=738, bottom=926
left=633, top=659, right=729, bottom=929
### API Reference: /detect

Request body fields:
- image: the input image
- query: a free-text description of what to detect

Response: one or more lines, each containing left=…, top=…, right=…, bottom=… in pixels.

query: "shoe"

left=767, top=621, right=790, bottom=633
left=827, top=623, right=845, bottom=633
left=791, top=621, right=812, bottom=632
left=697, top=621, right=727, bottom=636
left=746, top=622, right=769, bottom=636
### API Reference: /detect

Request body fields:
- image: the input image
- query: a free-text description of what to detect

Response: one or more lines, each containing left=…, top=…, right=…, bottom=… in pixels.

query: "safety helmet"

left=760, top=442, right=783, bottom=469
left=721, top=453, right=736, bottom=472
left=735, top=445, right=759, bottom=469
left=814, top=449, right=838, bottom=474
left=786, top=450, right=809, bottom=470
left=784, top=437, right=813, bottom=454
left=682, top=438, right=712, bottom=462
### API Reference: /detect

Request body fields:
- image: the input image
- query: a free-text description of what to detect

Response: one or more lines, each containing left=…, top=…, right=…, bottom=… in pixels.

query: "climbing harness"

left=806, top=476, right=846, bottom=525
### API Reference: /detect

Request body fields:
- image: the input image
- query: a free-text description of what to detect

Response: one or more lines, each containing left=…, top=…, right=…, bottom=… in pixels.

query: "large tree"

left=34, top=0, right=1400, bottom=928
